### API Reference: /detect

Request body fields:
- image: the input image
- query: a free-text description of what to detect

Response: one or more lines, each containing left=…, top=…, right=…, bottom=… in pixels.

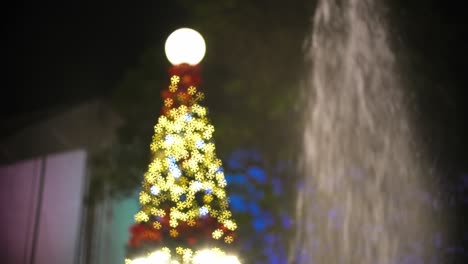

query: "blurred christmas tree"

left=124, top=49, right=240, bottom=262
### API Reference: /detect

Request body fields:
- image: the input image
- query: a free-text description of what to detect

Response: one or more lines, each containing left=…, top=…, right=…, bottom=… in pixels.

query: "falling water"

left=297, top=0, right=437, bottom=263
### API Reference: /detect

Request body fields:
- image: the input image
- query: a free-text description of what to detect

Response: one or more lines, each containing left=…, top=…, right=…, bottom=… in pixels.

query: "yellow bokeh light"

left=129, top=83, right=239, bottom=263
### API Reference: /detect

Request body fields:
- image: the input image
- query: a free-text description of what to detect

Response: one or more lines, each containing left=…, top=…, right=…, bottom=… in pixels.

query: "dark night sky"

left=3, top=0, right=185, bottom=119
left=393, top=0, right=468, bottom=176
left=2, top=0, right=467, bottom=173
left=3, top=1, right=467, bottom=112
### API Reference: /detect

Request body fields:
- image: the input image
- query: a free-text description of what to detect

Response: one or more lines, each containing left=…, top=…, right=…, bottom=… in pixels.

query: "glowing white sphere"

left=165, top=28, right=206, bottom=65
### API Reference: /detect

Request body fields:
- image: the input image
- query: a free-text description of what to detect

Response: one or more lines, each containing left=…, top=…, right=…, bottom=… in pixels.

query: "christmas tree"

left=125, top=28, right=240, bottom=264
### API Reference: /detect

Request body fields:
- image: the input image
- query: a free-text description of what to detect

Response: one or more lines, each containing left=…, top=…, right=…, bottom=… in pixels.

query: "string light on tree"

left=125, top=28, right=241, bottom=264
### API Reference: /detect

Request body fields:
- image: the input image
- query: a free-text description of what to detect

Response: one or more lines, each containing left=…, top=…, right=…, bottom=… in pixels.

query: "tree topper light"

left=165, top=28, right=206, bottom=65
